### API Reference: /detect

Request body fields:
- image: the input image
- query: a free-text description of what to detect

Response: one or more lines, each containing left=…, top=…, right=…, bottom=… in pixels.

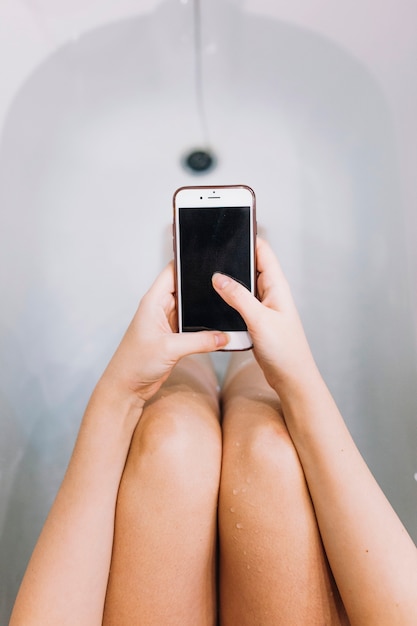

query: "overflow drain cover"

left=183, top=149, right=216, bottom=174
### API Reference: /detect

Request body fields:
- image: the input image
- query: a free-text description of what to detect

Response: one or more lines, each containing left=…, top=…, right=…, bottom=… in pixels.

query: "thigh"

left=218, top=353, right=348, bottom=625
left=103, top=355, right=222, bottom=626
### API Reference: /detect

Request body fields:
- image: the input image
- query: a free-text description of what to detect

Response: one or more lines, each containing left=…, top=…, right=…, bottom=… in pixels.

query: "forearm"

left=277, top=366, right=417, bottom=624
left=10, top=381, right=143, bottom=626
left=212, top=240, right=417, bottom=621
left=9, top=259, right=226, bottom=625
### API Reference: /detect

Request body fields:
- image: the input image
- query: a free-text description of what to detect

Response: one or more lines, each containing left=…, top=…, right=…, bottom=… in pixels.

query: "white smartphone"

left=173, top=184, right=256, bottom=351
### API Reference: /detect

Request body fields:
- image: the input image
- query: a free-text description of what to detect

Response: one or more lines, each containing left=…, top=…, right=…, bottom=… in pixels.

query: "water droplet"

left=243, top=550, right=247, bottom=556
left=247, top=564, right=251, bottom=569
left=236, top=522, right=243, bottom=529
left=232, top=488, right=239, bottom=495
left=414, top=472, right=417, bottom=482
left=235, top=441, right=241, bottom=447
left=241, top=487, right=247, bottom=494
left=230, top=507, right=235, bottom=513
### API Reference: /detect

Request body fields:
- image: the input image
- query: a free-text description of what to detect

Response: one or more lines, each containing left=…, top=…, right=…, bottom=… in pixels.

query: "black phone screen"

left=178, top=206, right=251, bottom=332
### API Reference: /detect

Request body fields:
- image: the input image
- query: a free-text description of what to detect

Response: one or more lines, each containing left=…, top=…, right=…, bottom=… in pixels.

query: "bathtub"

left=1, top=0, right=416, bottom=620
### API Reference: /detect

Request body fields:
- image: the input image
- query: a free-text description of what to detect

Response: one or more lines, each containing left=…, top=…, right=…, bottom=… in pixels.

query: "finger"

left=145, top=261, right=175, bottom=300
left=255, top=238, right=294, bottom=310
left=256, top=237, right=281, bottom=276
left=140, top=262, right=178, bottom=317
left=212, top=273, right=262, bottom=327
left=166, top=330, right=229, bottom=360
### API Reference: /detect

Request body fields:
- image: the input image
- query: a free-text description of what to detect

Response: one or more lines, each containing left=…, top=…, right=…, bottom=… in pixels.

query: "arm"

left=10, top=262, right=228, bottom=626
left=213, top=238, right=417, bottom=625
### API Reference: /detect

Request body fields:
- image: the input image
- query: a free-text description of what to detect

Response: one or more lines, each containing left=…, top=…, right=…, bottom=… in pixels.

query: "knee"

left=223, top=414, right=304, bottom=489
left=128, top=393, right=222, bottom=495
left=251, top=419, right=301, bottom=479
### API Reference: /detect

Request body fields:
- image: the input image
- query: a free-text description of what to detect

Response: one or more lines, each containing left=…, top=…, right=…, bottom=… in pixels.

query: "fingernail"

left=215, top=333, right=229, bottom=347
left=213, top=273, right=230, bottom=290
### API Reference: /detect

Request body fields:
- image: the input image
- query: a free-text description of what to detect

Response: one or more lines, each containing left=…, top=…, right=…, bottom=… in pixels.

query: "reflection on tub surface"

left=1, top=1, right=416, bottom=621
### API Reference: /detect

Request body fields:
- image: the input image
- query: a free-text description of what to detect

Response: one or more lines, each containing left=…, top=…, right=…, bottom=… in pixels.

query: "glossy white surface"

left=1, top=0, right=416, bottom=620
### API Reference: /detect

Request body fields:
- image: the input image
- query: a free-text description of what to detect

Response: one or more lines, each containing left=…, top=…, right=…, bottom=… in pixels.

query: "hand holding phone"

left=173, top=185, right=256, bottom=350
left=211, top=237, right=317, bottom=390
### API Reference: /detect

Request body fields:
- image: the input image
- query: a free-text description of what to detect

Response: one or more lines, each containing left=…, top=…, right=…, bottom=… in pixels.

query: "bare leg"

left=103, top=355, right=221, bottom=626
left=218, top=353, right=349, bottom=625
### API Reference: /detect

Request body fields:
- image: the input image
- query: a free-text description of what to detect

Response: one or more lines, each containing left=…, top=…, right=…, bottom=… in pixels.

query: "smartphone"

left=173, top=184, right=256, bottom=351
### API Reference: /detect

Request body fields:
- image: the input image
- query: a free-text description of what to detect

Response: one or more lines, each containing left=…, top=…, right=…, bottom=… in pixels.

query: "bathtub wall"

left=247, top=0, right=417, bottom=329
left=1, top=0, right=416, bottom=322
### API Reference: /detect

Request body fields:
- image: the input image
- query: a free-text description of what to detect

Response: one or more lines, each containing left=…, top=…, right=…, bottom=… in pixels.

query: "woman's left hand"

left=99, top=261, right=228, bottom=407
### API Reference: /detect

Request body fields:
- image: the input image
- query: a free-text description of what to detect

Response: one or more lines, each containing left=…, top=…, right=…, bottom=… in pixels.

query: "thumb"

left=212, top=273, right=260, bottom=326
left=166, top=329, right=230, bottom=362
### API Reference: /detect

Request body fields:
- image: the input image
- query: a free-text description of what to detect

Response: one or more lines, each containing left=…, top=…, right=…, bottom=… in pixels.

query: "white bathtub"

left=1, top=0, right=416, bottom=620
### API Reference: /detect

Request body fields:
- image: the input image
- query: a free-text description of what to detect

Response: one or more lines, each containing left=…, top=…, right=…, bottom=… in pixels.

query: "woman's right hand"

left=212, top=237, right=317, bottom=394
